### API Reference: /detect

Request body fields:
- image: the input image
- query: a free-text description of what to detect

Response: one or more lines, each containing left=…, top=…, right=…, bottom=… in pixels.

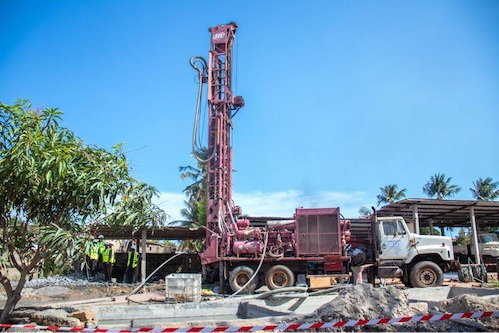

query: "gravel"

left=24, top=273, right=138, bottom=288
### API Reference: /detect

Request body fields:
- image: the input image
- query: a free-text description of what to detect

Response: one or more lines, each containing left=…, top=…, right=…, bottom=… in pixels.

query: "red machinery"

left=190, top=23, right=351, bottom=292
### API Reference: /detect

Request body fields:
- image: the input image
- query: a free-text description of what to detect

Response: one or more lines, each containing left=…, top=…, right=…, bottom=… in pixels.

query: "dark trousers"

left=104, top=262, right=113, bottom=281
left=90, top=260, right=98, bottom=277
left=123, top=266, right=138, bottom=283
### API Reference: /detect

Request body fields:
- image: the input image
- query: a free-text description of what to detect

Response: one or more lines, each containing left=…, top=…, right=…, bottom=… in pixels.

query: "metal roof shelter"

left=90, top=225, right=204, bottom=284
left=91, top=225, right=205, bottom=240
left=377, top=198, right=499, bottom=265
left=378, top=199, right=499, bottom=228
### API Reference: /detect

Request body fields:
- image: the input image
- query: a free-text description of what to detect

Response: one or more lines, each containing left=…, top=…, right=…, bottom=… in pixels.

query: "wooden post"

left=440, top=226, right=445, bottom=236
left=413, top=205, right=420, bottom=235
left=428, top=218, right=434, bottom=235
left=470, top=207, right=481, bottom=265
left=141, top=229, right=147, bottom=284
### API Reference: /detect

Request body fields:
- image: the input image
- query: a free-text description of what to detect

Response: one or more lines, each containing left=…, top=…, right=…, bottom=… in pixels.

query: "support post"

left=141, top=229, right=147, bottom=284
left=428, top=219, right=434, bottom=235
left=470, top=207, right=481, bottom=265
left=440, top=226, right=445, bottom=236
left=413, top=205, right=420, bottom=235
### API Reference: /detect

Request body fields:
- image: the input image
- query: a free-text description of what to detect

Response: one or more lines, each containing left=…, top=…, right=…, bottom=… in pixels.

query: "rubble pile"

left=287, top=285, right=499, bottom=332
left=295, top=284, right=422, bottom=331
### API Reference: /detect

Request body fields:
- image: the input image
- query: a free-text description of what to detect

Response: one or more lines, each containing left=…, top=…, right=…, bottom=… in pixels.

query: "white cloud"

left=156, top=189, right=372, bottom=221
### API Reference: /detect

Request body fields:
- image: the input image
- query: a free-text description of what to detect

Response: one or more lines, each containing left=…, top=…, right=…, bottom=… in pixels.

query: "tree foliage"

left=0, top=100, right=166, bottom=323
left=419, top=227, right=441, bottom=236
left=376, top=184, right=406, bottom=206
left=470, top=177, right=499, bottom=201
left=175, top=148, right=208, bottom=251
left=422, top=173, right=461, bottom=199
left=358, top=206, right=372, bottom=217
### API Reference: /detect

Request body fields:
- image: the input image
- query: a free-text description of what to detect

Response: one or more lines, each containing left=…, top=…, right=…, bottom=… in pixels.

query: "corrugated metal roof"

left=377, top=198, right=499, bottom=227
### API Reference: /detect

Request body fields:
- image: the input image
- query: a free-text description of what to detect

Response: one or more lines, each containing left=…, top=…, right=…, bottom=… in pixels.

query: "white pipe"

left=226, top=232, right=269, bottom=299
left=125, top=252, right=186, bottom=300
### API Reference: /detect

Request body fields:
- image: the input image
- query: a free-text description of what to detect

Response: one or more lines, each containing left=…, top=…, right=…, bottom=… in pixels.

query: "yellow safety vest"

left=101, top=247, right=115, bottom=264
left=89, top=243, right=99, bottom=260
left=127, top=251, right=139, bottom=268
left=97, top=241, right=105, bottom=254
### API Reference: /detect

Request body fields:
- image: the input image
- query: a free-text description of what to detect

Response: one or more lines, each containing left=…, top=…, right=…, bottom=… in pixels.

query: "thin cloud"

left=156, top=189, right=372, bottom=221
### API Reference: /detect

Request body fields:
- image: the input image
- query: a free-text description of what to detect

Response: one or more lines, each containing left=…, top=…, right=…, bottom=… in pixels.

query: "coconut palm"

left=470, top=177, right=499, bottom=201
left=358, top=206, right=372, bottom=217
left=174, top=148, right=209, bottom=251
left=423, top=173, right=461, bottom=199
left=376, top=184, right=407, bottom=206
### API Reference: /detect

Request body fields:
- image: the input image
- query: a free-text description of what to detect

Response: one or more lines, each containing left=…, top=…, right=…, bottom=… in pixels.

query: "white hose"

left=125, top=252, right=186, bottom=300
left=226, top=232, right=269, bottom=299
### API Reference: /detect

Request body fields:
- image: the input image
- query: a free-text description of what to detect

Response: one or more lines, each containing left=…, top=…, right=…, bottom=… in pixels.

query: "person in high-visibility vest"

left=88, top=239, right=99, bottom=277
left=123, top=245, right=140, bottom=283
left=101, top=243, right=115, bottom=282
left=97, top=234, right=106, bottom=273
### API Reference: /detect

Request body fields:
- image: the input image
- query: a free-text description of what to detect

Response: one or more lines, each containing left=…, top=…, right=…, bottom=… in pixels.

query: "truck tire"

left=409, top=261, right=443, bottom=288
left=229, top=266, right=257, bottom=294
left=265, top=265, right=295, bottom=290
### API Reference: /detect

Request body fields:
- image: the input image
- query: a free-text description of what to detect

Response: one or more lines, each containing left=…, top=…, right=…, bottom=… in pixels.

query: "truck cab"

left=454, top=232, right=499, bottom=263
left=375, top=216, right=455, bottom=287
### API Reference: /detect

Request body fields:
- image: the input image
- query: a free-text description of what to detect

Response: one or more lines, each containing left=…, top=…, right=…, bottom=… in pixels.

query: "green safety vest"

left=127, top=251, right=139, bottom=268
left=101, top=247, right=115, bottom=264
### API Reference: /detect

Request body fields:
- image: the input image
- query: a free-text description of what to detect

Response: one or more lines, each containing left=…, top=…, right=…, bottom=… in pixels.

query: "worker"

left=123, top=245, right=140, bottom=283
left=84, top=239, right=94, bottom=276
left=97, top=234, right=106, bottom=273
left=101, top=243, right=116, bottom=282
left=89, top=238, right=99, bottom=276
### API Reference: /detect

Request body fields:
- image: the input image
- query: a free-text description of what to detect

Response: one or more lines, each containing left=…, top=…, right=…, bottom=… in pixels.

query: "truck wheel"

left=229, top=266, right=257, bottom=294
left=409, top=261, right=443, bottom=288
left=265, top=265, right=295, bottom=290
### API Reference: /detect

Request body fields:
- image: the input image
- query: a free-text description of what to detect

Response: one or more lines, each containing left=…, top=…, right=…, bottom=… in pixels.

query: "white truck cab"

left=454, top=232, right=499, bottom=263
left=376, top=216, right=455, bottom=287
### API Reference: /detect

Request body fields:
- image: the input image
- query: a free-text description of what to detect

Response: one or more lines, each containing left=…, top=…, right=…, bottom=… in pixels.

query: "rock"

left=68, top=309, right=95, bottom=323
left=30, top=309, right=83, bottom=328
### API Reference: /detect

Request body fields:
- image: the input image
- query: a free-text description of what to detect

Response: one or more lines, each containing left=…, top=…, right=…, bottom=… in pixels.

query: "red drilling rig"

left=190, top=22, right=351, bottom=293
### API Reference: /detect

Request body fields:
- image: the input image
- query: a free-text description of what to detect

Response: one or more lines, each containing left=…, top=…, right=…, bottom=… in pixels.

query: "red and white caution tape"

left=0, top=311, right=497, bottom=332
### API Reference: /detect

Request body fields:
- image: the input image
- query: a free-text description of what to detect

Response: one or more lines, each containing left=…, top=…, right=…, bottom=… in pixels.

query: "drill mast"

left=191, top=22, right=244, bottom=264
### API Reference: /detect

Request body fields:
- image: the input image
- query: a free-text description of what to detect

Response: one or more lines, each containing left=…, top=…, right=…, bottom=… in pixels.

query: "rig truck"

left=190, top=22, right=456, bottom=291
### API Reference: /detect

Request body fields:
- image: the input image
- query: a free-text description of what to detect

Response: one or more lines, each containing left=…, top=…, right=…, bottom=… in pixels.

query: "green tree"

left=423, top=173, right=461, bottom=199
left=419, top=227, right=441, bottom=236
left=174, top=148, right=208, bottom=251
left=470, top=177, right=499, bottom=201
left=454, top=228, right=470, bottom=246
left=358, top=206, right=372, bottom=217
left=0, top=101, right=166, bottom=323
left=376, top=184, right=407, bottom=206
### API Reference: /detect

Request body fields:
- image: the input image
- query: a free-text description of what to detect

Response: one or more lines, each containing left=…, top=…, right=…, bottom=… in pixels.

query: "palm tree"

left=376, top=184, right=407, bottom=206
left=174, top=148, right=209, bottom=251
left=470, top=177, right=499, bottom=201
left=358, top=206, right=372, bottom=217
left=423, top=173, right=461, bottom=199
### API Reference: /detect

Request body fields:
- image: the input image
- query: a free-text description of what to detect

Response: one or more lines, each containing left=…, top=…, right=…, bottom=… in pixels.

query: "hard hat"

left=105, top=243, right=112, bottom=247
left=92, top=239, right=98, bottom=243
left=98, top=234, right=104, bottom=239
left=130, top=245, right=137, bottom=250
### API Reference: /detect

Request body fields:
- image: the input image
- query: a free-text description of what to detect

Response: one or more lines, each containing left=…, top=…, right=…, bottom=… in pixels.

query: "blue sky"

left=1, top=1, right=498, bottom=220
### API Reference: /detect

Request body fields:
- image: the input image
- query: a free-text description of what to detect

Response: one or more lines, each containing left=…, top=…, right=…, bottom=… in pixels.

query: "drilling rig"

left=189, top=23, right=454, bottom=292
left=190, top=22, right=351, bottom=293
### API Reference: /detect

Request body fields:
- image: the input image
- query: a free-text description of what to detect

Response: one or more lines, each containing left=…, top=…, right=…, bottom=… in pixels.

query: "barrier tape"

left=0, top=311, right=497, bottom=332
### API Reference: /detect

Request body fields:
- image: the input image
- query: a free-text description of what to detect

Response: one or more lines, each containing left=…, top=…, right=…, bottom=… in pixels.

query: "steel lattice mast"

left=192, top=22, right=244, bottom=265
